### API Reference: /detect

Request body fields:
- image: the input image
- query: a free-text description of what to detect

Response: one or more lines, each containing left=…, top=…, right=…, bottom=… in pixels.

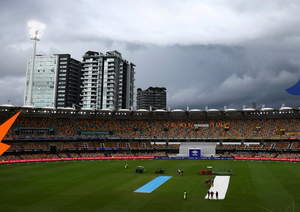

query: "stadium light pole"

left=27, top=21, right=46, bottom=106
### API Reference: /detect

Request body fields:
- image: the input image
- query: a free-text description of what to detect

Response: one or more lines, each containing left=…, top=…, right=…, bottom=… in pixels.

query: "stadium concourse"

left=0, top=106, right=300, bottom=162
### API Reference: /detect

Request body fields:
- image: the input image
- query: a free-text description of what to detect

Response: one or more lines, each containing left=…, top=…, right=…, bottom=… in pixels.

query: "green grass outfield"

left=0, top=159, right=299, bottom=212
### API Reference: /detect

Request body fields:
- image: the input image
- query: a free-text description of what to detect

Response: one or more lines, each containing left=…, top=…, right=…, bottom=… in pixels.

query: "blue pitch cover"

left=134, top=176, right=172, bottom=193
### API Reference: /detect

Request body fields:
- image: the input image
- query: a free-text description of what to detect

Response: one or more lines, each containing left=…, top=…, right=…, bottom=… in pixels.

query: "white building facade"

left=81, top=50, right=135, bottom=110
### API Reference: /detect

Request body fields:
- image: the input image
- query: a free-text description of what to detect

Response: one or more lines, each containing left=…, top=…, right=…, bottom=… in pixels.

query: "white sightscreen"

left=178, top=142, right=216, bottom=157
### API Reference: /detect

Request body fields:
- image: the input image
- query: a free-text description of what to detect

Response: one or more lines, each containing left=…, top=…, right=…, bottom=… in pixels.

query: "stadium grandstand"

left=1, top=104, right=300, bottom=162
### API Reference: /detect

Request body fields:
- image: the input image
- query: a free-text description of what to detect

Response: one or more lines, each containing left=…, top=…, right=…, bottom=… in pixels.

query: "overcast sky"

left=1, top=0, right=300, bottom=110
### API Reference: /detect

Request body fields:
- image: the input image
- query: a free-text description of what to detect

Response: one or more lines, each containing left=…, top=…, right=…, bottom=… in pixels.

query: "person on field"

left=181, top=169, right=183, bottom=176
left=216, top=191, right=218, bottom=200
left=211, top=191, right=214, bottom=199
left=184, top=191, right=187, bottom=200
left=125, top=164, right=128, bottom=169
left=207, top=191, right=210, bottom=199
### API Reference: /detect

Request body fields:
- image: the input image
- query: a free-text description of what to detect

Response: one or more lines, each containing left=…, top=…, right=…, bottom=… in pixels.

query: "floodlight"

left=28, top=21, right=46, bottom=40
left=26, top=21, right=46, bottom=107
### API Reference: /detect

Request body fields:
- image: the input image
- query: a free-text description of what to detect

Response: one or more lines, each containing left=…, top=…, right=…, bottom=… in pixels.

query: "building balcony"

left=107, top=71, right=116, bottom=75
left=107, top=81, right=116, bottom=85
left=106, top=93, right=114, bottom=97
left=82, top=54, right=100, bottom=58
left=81, top=77, right=99, bottom=81
left=80, top=85, right=97, bottom=89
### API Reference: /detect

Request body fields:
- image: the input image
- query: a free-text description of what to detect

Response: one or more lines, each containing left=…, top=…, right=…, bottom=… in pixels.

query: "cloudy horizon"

left=1, top=0, right=300, bottom=110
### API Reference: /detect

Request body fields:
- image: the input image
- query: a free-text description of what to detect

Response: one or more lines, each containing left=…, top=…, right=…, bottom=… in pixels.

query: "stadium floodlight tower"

left=27, top=21, right=46, bottom=106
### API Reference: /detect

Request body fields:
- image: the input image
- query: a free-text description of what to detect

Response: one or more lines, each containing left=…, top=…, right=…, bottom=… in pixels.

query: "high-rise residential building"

left=119, top=59, right=135, bottom=109
left=136, top=87, right=167, bottom=110
left=81, top=50, right=135, bottom=110
left=24, top=54, right=82, bottom=108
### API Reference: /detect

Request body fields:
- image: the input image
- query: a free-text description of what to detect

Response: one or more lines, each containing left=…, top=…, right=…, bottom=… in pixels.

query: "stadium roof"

left=136, top=109, right=149, bottom=113
left=21, top=105, right=35, bottom=109
left=171, top=109, right=184, bottom=113
left=279, top=106, right=293, bottom=110
left=1, top=104, right=300, bottom=119
left=81, top=108, right=93, bottom=111
left=0, top=103, right=15, bottom=107
left=189, top=109, right=201, bottom=112
left=224, top=108, right=240, bottom=115
left=42, top=106, right=56, bottom=110
left=99, top=108, right=113, bottom=112
left=206, top=109, right=221, bottom=115
left=242, top=108, right=255, bottom=111
left=260, top=107, right=274, bottom=111
left=225, top=108, right=237, bottom=112
left=118, top=109, right=131, bottom=112
left=207, top=109, right=219, bottom=112
left=153, top=109, right=167, bottom=113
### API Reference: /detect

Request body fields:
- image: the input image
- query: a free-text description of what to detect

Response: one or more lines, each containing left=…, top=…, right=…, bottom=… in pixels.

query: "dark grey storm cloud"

left=125, top=42, right=147, bottom=53
left=1, top=0, right=300, bottom=110
left=131, top=43, right=300, bottom=110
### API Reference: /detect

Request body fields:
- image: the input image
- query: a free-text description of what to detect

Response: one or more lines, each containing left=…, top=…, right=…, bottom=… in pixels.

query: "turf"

left=0, top=159, right=299, bottom=212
